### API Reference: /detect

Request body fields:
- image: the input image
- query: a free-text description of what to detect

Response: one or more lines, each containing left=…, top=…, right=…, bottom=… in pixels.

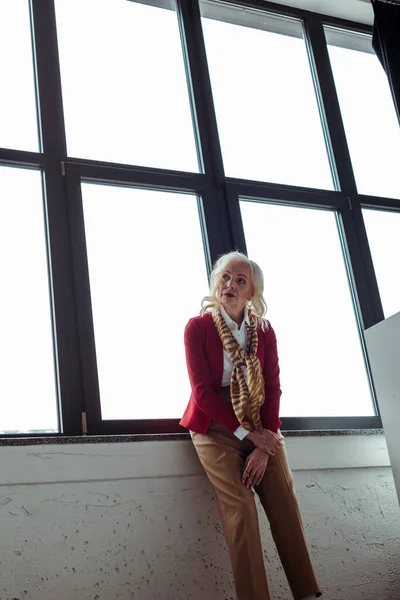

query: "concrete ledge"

left=0, top=434, right=390, bottom=487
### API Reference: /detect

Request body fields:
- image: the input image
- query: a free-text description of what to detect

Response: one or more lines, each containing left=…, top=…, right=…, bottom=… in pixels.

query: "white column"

left=365, top=311, right=400, bottom=505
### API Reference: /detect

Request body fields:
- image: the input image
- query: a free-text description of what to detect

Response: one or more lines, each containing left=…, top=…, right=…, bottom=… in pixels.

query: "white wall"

left=365, top=311, right=400, bottom=504
left=0, top=437, right=399, bottom=600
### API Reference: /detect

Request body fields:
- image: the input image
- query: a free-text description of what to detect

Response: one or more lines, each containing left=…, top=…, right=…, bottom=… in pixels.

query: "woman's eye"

left=222, top=274, right=229, bottom=281
left=238, top=278, right=246, bottom=285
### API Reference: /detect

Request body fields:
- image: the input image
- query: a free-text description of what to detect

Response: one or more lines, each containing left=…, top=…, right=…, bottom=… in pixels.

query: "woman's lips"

left=224, top=293, right=235, bottom=297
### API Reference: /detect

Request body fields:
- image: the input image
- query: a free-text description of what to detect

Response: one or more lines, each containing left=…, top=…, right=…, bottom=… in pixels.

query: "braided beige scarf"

left=213, top=308, right=265, bottom=432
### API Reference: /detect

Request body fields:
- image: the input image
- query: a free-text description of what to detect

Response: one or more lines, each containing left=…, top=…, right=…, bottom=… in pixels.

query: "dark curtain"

left=372, top=0, right=400, bottom=125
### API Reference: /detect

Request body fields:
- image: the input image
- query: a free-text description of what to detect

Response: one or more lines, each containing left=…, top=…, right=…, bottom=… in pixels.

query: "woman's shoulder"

left=253, top=315, right=276, bottom=341
left=251, top=313, right=269, bottom=329
left=185, top=312, right=213, bottom=331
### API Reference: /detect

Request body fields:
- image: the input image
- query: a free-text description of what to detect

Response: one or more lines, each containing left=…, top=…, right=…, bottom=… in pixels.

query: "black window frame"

left=1, top=0, right=398, bottom=437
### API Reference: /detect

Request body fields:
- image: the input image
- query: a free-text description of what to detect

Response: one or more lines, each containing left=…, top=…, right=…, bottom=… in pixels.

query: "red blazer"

left=180, top=312, right=282, bottom=434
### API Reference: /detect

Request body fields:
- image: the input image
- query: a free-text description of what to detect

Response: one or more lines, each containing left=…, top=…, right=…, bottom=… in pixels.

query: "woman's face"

left=218, top=259, right=254, bottom=315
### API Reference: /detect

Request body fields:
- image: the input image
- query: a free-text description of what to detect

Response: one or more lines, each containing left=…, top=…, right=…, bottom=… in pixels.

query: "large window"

left=2, top=0, right=399, bottom=436
left=326, top=27, right=400, bottom=200
left=55, top=0, right=199, bottom=171
left=240, top=200, right=373, bottom=417
left=0, top=1, right=39, bottom=151
left=362, top=208, right=400, bottom=320
left=82, top=184, right=208, bottom=420
left=0, top=167, right=58, bottom=434
left=201, top=3, right=333, bottom=189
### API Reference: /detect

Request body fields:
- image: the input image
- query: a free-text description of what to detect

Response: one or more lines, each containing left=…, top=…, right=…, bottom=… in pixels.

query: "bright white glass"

left=201, top=8, right=333, bottom=189
left=55, top=0, right=198, bottom=171
left=327, top=31, right=400, bottom=199
left=0, top=0, right=39, bottom=151
left=82, top=184, right=209, bottom=420
left=363, top=208, right=400, bottom=319
left=240, top=200, right=374, bottom=417
left=0, top=167, right=58, bottom=433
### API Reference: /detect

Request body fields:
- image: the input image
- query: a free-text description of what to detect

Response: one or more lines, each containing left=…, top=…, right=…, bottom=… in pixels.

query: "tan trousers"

left=192, top=422, right=322, bottom=600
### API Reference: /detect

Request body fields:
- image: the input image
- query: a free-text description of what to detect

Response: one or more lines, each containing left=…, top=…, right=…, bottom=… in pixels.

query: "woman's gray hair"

left=201, top=251, right=268, bottom=324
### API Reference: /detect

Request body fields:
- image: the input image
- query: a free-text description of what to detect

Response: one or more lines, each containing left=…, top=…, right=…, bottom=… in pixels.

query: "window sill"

left=0, top=428, right=384, bottom=446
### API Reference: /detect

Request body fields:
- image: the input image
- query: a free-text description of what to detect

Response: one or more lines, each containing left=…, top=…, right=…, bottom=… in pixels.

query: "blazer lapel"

left=205, top=313, right=224, bottom=389
left=257, top=328, right=264, bottom=367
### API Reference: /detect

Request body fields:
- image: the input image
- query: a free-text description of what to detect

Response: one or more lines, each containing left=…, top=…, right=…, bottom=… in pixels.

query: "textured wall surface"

left=0, top=443, right=399, bottom=600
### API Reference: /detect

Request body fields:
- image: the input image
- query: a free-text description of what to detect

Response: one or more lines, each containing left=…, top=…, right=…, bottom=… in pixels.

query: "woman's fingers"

left=243, top=450, right=270, bottom=488
left=247, top=470, right=258, bottom=488
left=259, top=441, right=275, bottom=456
left=244, top=473, right=255, bottom=488
left=255, top=473, right=264, bottom=486
left=242, top=461, right=253, bottom=485
left=262, top=441, right=278, bottom=456
left=243, top=459, right=259, bottom=488
left=251, top=431, right=281, bottom=455
left=248, top=467, right=265, bottom=488
left=271, top=436, right=281, bottom=449
left=250, top=432, right=282, bottom=457
left=258, top=432, right=281, bottom=454
left=243, top=463, right=264, bottom=487
left=263, top=429, right=282, bottom=444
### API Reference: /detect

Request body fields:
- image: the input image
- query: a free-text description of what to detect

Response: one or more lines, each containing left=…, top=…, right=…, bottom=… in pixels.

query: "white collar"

left=220, top=305, right=250, bottom=331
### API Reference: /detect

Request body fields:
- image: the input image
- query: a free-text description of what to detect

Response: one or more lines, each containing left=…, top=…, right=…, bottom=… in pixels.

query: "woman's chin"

left=221, top=298, right=237, bottom=312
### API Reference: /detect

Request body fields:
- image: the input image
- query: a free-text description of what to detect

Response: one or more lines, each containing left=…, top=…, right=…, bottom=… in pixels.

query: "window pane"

left=0, top=0, right=39, bottom=151
left=82, top=184, right=208, bottom=420
left=240, top=200, right=374, bottom=417
left=0, top=167, right=58, bottom=433
left=326, top=27, right=400, bottom=200
left=363, top=208, right=400, bottom=319
left=200, top=2, right=333, bottom=189
left=55, top=0, right=198, bottom=172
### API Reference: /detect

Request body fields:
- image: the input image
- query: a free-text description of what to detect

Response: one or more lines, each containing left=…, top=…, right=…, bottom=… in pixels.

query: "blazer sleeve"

left=260, top=322, right=282, bottom=433
left=184, top=317, right=240, bottom=433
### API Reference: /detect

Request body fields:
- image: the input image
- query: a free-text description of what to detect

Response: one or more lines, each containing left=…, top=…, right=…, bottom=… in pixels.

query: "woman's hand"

left=247, top=428, right=282, bottom=456
left=242, top=448, right=270, bottom=488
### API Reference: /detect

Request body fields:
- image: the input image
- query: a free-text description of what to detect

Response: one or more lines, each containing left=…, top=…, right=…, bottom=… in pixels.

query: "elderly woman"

left=181, top=251, right=321, bottom=600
